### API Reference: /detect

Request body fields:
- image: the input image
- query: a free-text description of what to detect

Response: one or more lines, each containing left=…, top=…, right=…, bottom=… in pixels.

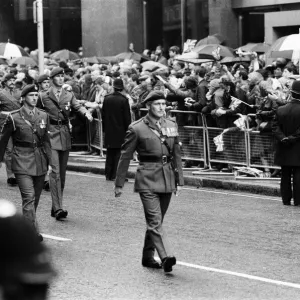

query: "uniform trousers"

left=105, top=148, right=121, bottom=180
left=140, top=192, right=172, bottom=260
left=281, top=166, right=300, bottom=205
left=15, top=173, right=45, bottom=230
left=4, top=137, right=14, bottom=179
left=49, top=149, right=69, bottom=212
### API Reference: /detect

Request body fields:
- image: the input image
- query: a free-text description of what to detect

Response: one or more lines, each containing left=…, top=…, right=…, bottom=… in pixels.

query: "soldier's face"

left=40, top=80, right=50, bottom=91
left=148, top=99, right=166, bottom=119
left=52, top=74, right=64, bottom=87
left=6, top=78, right=15, bottom=89
left=24, top=92, right=39, bottom=108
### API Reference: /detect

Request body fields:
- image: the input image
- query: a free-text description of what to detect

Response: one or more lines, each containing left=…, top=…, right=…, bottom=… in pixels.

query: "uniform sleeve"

left=44, top=115, right=52, bottom=166
left=70, top=92, right=89, bottom=116
left=0, top=114, right=14, bottom=161
left=173, top=124, right=184, bottom=186
left=115, top=127, right=138, bottom=188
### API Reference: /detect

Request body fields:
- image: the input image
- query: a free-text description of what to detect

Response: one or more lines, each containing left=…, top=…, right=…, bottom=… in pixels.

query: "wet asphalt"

left=1, top=167, right=300, bottom=300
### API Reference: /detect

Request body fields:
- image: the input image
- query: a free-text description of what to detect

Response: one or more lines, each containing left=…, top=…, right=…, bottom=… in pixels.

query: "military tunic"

left=37, top=86, right=90, bottom=214
left=0, top=107, right=51, bottom=230
left=0, top=87, right=22, bottom=181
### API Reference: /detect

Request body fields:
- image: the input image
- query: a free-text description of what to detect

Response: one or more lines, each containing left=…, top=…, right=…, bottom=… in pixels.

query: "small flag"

left=183, top=39, right=197, bottom=53
left=229, top=97, right=242, bottom=110
left=213, top=133, right=224, bottom=152
left=234, top=115, right=247, bottom=130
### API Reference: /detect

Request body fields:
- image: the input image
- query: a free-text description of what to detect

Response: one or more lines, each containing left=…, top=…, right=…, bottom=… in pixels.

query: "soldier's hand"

left=114, top=186, right=123, bottom=198
left=85, top=112, right=93, bottom=122
left=175, top=185, right=183, bottom=197
left=48, top=165, right=52, bottom=174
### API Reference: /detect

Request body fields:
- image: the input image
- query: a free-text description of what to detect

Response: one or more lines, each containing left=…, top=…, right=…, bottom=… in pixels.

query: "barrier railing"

left=87, top=107, right=104, bottom=156
left=83, top=109, right=279, bottom=172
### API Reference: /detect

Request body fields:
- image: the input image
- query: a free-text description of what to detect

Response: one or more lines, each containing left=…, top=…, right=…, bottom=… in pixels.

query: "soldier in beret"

left=114, top=90, right=184, bottom=273
left=37, top=67, right=93, bottom=220
left=0, top=73, right=22, bottom=187
left=0, top=84, right=52, bottom=241
left=37, top=74, right=50, bottom=93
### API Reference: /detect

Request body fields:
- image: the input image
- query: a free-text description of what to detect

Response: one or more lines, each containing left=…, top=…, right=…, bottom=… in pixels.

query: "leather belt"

left=14, top=141, right=43, bottom=148
left=50, top=118, right=68, bottom=126
left=139, top=155, right=172, bottom=164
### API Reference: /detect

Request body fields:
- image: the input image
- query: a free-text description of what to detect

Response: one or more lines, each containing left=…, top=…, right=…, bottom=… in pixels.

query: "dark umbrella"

left=50, top=49, right=80, bottom=61
left=115, top=51, right=150, bottom=62
left=220, top=56, right=251, bottom=64
left=192, top=44, right=235, bottom=59
left=240, top=43, right=270, bottom=53
left=196, top=34, right=224, bottom=47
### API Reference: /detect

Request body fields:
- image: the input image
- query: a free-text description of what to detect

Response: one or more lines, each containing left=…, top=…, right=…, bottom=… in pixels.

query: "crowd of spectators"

left=1, top=44, right=299, bottom=174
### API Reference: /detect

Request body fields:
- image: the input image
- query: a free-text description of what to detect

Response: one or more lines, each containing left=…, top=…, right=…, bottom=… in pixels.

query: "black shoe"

left=162, top=256, right=176, bottom=273
left=37, top=234, right=43, bottom=242
left=142, top=258, right=162, bottom=269
left=283, top=202, right=291, bottom=206
left=51, top=208, right=55, bottom=217
left=43, top=181, right=50, bottom=191
left=55, top=209, right=68, bottom=220
left=7, top=177, right=17, bottom=186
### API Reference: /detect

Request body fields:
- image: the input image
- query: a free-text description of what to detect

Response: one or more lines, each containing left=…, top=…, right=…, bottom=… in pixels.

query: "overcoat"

left=38, top=86, right=88, bottom=150
left=0, top=107, right=51, bottom=176
left=102, top=91, right=131, bottom=148
left=273, top=99, right=300, bottom=166
left=115, top=114, right=184, bottom=193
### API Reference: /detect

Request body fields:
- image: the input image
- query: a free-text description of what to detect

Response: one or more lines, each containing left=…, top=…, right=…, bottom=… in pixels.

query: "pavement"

left=68, top=151, right=281, bottom=198
left=2, top=166, right=300, bottom=300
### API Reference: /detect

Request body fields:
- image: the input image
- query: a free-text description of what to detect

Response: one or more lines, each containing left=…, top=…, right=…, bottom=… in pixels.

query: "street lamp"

left=33, top=0, right=44, bottom=74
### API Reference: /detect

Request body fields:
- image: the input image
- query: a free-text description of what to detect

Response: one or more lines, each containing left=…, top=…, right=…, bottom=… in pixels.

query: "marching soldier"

left=0, top=73, right=22, bottom=186
left=37, top=67, right=93, bottom=220
left=114, top=90, right=184, bottom=272
left=0, top=84, right=52, bottom=241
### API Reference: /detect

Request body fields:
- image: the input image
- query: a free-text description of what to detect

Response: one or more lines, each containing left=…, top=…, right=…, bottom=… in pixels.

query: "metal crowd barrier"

left=83, top=109, right=279, bottom=172
left=87, top=107, right=104, bottom=156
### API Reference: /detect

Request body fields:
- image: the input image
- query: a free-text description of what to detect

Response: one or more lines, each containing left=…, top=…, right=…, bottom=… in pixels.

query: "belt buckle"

left=162, top=155, right=167, bottom=165
left=58, top=119, right=62, bottom=126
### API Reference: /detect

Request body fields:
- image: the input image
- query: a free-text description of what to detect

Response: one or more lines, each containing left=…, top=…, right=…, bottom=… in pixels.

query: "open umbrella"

left=0, top=42, right=29, bottom=59
left=8, top=56, right=37, bottom=66
left=141, top=61, right=168, bottom=72
left=115, top=52, right=150, bottom=62
left=196, top=34, right=224, bottom=47
left=220, top=56, right=251, bottom=64
left=268, top=34, right=300, bottom=61
left=240, top=42, right=270, bottom=53
left=50, top=49, right=80, bottom=61
left=192, top=44, right=235, bottom=59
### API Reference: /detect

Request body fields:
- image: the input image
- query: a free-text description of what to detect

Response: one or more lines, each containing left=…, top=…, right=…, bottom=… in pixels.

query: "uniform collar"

left=22, top=105, right=36, bottom=117
left=144, top=114, right=166, bottom=129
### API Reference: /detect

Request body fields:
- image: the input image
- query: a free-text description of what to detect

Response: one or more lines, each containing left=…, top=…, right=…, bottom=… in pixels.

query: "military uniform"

left=0, top=87, right=22, bottom=184
left=115, top=109, right=184, bottom=265
left=37, top=79, right=90, bottom=217
left=0, top=106, right=51, bottom=231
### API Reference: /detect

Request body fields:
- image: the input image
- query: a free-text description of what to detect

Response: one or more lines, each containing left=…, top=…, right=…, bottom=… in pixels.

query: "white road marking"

left=155, top=257, right=300, bottom=290
left=41, top=234, right=72, bottom=241
left=67, top=171, right=280, bottom=201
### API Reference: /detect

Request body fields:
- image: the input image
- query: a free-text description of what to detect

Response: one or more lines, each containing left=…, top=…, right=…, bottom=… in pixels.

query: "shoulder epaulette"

left=10, top=109, right=20, bottom=115
left=36, top=107, right=46, bottom=113
left=166, top=116, right=176, bottom=123
left=130, top=118, right=144, bottom=127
